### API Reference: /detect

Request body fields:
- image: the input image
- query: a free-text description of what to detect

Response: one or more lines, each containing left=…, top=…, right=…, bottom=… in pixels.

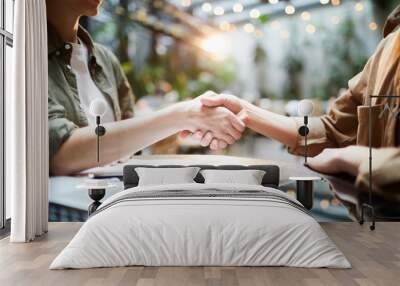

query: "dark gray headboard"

left=123, top=164, right=280, bottom=189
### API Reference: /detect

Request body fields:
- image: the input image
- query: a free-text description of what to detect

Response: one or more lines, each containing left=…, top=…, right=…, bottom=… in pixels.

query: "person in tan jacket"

left=192, top=5, right=400, bottom=197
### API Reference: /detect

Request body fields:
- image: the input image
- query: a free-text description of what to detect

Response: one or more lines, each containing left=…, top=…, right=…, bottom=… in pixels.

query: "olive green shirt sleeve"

left=48, top=96, right=78, bottom=160
left=104, top=47, right=135, bottom=120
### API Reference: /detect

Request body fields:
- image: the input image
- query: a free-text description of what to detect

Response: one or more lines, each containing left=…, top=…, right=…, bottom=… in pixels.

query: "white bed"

left=50, top=183, right=350, bottom=269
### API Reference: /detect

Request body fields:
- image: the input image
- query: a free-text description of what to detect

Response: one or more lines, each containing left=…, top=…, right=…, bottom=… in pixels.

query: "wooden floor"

left=0, top=222, right=399, bottom=286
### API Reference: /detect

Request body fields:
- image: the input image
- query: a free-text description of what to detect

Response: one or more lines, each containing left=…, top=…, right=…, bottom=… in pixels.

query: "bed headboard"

left=123, top=164, right=280, bottom=189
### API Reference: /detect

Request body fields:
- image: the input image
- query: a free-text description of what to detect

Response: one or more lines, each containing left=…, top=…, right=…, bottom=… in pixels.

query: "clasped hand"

left=180, top=91, right=246, bottom=150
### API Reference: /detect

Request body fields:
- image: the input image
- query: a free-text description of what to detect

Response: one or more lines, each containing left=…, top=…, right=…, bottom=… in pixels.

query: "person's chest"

left=357, top=33, right=400, bottom=147
left=48, top=48, right=121, bottom=126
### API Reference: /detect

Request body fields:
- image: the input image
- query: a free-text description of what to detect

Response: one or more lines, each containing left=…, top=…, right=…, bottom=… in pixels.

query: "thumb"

left=200, top=95, right=225, bottom=107
left=201, top=94, right=242, bottom=114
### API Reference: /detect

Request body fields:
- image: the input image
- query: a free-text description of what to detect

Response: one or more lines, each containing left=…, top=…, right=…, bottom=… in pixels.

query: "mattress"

left=50, top=183, right=351, bottom=269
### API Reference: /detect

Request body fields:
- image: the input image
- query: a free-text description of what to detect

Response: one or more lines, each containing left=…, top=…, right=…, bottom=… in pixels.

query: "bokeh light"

left=232, top=3, right=243, bottom=13
left=285, top=5, right=296, bottom=15
left=301, top=11, right=311, bottom=21
left=200, top=34, right=229, bottom=60
left=201, top=2, right=212, bottom=13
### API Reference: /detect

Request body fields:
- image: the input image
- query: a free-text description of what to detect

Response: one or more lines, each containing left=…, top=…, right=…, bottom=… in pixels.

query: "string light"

left=219, top=21, right=233, bottom=32
left=201, top=2, right=212, bottom=12
left=301, top=11, right=311, bottom=21
left=331, top=0, right=341, bottom=6
left=355, top=2, right=364, bottom=12
left=269, top=0, right=279, bottom=4
left=305, top=24, right=316, bottom=34
left=181, top=0, right=191, bottom=7
left=232, top=3, right=243, bottom=13
left=331, top=15, right=340, bottom=25
left=244, top=23, right=255, bottom=33
left=320, top=0, right=329, bottom=5
left=285, top=5, right=296, bottom=15
left=214, top=6, right=225, bottom=16
left=369, top=22, right=378, bottom=31
left=250, top=9, right=261, bottom=19
left=320, top=199, right=330, bottom=209
left=331, top=198, right=339, bottom=206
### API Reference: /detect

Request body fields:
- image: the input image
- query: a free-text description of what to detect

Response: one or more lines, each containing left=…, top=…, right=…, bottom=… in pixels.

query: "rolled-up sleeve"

left=48, top=97, right=78, bottom=160
left=107, top=49, right=135, bottom=120
left=288, top=116, right=334, bottom=157
left=117, top=69, right=135, bottom=120
left=288, top=44, right=377, bottom=157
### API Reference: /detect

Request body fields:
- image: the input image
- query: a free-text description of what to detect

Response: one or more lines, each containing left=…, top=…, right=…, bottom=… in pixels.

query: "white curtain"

left=9, top=0, right=48, bottom=242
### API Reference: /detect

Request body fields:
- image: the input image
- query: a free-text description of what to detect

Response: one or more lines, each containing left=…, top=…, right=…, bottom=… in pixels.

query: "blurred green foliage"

left=283, top=25, right=305, bottom=100
left=89, top=1, right=235, bottom=101
left=283, top=52, right=304, bottom=100
left=130, top=52, right=236, bottom=101
left=315, top=17, right=368, bottom=100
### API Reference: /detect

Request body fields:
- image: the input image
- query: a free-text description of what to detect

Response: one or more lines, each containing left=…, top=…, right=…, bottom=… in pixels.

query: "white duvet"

left=50, top=183, right=350, bottom=269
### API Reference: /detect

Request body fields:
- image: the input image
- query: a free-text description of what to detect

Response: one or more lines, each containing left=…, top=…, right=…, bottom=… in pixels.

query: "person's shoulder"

left=383, top=27, right=399, bottom=41
left=92, top=42, right=120, bottom=65
left=368, top=28, right=398, bottom=61
left=377, top=28, right=400, bottom=57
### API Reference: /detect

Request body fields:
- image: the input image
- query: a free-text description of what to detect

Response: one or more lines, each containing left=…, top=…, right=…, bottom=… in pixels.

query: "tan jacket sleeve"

left=288, top=41, right=378, bottom=157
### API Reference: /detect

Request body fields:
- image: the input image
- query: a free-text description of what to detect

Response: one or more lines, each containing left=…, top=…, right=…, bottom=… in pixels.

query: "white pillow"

left=200, top=169, right=266, bottom=185
left=135, top=167, right=200, bottom=186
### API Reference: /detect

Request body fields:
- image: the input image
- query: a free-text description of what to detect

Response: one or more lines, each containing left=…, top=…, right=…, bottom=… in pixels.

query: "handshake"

left=179, top=91, right=249, bottom=150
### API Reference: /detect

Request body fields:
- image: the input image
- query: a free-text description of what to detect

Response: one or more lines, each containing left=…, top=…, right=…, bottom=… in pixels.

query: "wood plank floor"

left=0, top=222, right=399, bottom=286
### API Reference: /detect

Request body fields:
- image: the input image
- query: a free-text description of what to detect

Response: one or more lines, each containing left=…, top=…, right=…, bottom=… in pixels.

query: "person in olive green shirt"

left=47, top=0, right=246, bottom=175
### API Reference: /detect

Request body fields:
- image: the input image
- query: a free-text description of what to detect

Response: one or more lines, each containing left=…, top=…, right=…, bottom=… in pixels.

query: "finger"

left=218, top=140, right=228, bottom=149
left=213, top=132, right=236, bottom=145
left=306, top=156, right=336, bottom=174
left=228, top=113, right=246, bottom=133
left=194, top=130, right=204, bottom=139
left=201, top=94, right=242, bottom=114
left=200, top=132, right=214, bottom=147
left=210, top=139, right=219, bottom=150
left=237, top=109, right=250, bottom=125
left=200, top=95, right=225, bottom=107
left=203, top=90, right=218, bottom=97
left=223, top=122, right=243, bottom=141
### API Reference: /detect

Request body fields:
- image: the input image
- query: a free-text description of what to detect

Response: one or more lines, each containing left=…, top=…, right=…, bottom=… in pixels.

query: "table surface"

left=79, top=154, right=320, bottom=179
left=289, top=176, right=322, bottom=181
left=49, top=154, right=320, bottom=210
left=51, top=154, right=400, bottom=221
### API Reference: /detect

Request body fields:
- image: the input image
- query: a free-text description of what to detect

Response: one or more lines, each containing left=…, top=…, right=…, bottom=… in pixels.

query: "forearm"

left=50, top=104, right=186, bottom=175
left=240, top=100, right=298, bottom=147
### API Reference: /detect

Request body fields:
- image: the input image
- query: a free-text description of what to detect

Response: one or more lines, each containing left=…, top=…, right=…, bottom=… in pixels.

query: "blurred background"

left=49, top=0, right=399, bottom=221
